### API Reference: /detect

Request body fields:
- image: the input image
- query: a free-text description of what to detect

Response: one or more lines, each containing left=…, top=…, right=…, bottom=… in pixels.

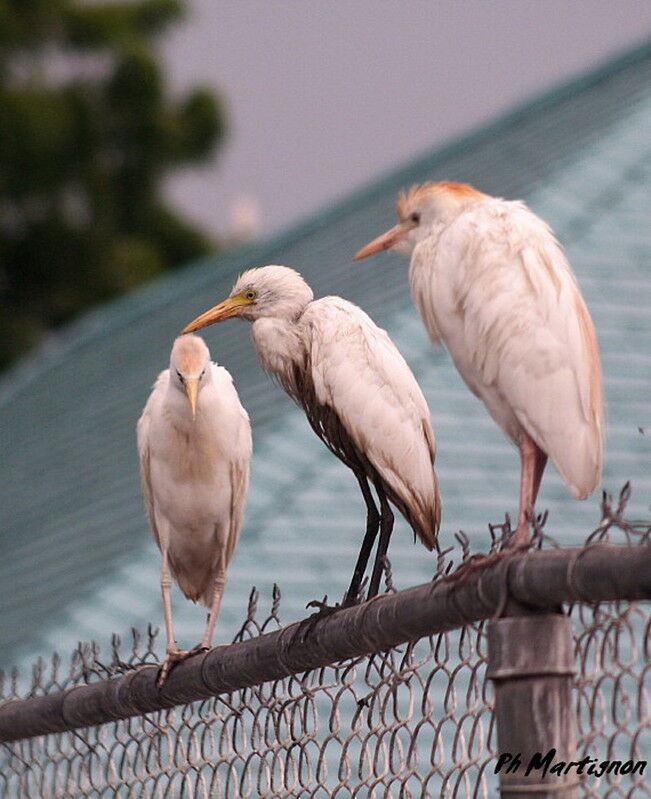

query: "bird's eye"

left=200, top=368, right=206, bottom=379
left=244, top=289, right=257, bottom=301
left=176, top=369, right=185, bottom=384
left=410, top=212, right=421, bottom=224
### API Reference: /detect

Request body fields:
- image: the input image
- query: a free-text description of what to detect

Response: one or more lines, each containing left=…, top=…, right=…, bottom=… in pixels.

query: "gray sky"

left=162, top=1, right=651, bottom=238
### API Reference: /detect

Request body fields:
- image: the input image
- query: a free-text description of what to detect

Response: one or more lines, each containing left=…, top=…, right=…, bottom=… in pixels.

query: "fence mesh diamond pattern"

left=1, top=490, right=649, bottom=797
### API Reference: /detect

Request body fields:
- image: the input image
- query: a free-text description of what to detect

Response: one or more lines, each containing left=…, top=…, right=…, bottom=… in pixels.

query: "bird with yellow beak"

left=137, top=334, right=251, bottom=685
left=183, top=265, right=441, bottom=605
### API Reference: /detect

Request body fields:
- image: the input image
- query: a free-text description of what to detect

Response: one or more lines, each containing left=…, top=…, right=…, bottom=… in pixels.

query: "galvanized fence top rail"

left=1, top=542, right=649, bottom=743
left=1, top=486, right=650, bottom=798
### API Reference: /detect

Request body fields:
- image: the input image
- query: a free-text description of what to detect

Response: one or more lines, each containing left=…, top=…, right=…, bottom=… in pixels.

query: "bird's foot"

left=292, top=595, right=354, bottom=645
left=157, top=648, right=193, bottom=687
left=305, top=590, right=361, bottom=615
left=305, top=595, right=342, bottom=615
left=510, top=521, right=532, bottom=549
left=303, top=596, right=343, bottom=634
left=188, top=644, right=211, bottom=657
left=442, top=552, right=504, bottom=586
left=442, top=544, right=530, bottom=588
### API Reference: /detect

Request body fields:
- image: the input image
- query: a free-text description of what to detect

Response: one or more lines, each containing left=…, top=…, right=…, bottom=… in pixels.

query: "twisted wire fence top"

left=0, top=485, right=649, bottom=798
left=1, top=483, right=647, bottom=705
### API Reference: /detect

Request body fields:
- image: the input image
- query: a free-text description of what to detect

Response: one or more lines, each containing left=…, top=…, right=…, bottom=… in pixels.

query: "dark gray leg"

left=367, top=482, right=394, bottom=599
left=343, top=473, right=381, bottom=605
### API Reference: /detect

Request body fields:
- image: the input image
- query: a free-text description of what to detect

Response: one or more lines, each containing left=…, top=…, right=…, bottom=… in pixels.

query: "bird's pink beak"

left=353, top=220, right=415, bottom=261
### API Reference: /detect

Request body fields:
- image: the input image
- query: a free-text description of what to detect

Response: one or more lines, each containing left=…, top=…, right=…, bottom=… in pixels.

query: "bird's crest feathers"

left=172, top=334, right=210, bottom=376
left=397, top=181, right=486, bottom=220
left=233, top=265, right=305, bottom=294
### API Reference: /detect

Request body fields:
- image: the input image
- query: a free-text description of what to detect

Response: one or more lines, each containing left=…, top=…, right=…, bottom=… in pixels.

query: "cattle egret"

left=183, top=265, right=440, bottom=603
left=137, top=334, right=251, bottom=684
left=355, top=182, right=603, bottom=546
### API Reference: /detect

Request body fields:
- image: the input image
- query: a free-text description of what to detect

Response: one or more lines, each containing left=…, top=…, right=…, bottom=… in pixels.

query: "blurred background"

left=1, top=0, right=649, bottom=371
left=163, top=0, right=651, bottom=236
left=1, top=2, right=650, bottom=672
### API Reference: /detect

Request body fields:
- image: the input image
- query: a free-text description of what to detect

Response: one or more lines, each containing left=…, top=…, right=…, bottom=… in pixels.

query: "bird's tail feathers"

left=385, top=468, right=441, bottom=551
left=169, top=555, right=214, bottom=609
left=554, top=426, right=602, bottom=500
left=523, top=413, right=602, bottom=501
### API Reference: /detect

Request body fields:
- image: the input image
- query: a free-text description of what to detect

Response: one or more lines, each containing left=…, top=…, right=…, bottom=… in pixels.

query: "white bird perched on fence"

left=183, top=265, right=441, bottom=604
left=137, top=334, right=251, bottom=684
left=354, top=181, right=603, bottom=547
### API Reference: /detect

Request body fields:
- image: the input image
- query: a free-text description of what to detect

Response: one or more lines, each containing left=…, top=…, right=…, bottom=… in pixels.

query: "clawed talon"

left=293, top=594, right=353, bottom=644
left=157, top=642, right=213, bottom=687
left=443, top=543, right=531, bottom=587
left=443, top=552, right=505, bottom=586
left=157, top=647, right=196, bottom=687
left=188, top=644, right=211, bottom=657
left=157, top=637, right=215, bottom=685
left=306, top=590, right=362, bottom=614
left=305, top=595, right=341, bottom=614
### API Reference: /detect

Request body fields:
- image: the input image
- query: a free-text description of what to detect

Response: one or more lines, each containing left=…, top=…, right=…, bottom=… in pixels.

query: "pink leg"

left=532, top=443, right=548, bottom=506
left=512, top=432, right=548, bottom=547
left=199, top=569, right=226, bottom=651
left=160, top=548, right=178, bottom=656
left=443, top=435, right=547, bottom=584
left=158, top=549, right=193, bottom=686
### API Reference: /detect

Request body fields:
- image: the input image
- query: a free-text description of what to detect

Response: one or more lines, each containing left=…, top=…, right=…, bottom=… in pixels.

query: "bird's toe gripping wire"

left=442, top=549, right=508, bottom=587
left=442, top=538, right=534, bottom=588
left=292, top=588, right=363, bottom=645
left=305, top=595, right=337, bottom=613
left=157, top=647, right=197, bottom=687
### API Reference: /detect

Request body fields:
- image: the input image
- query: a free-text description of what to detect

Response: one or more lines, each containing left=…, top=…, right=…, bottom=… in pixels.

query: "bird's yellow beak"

left=184, top=377, right=199, bottom=420
left=182, top=294, right=252, bottom=334
left=353, top=220, right=415, bottom=261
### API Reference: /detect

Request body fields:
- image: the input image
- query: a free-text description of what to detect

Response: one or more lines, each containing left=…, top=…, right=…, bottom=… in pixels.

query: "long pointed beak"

left=182, top=297, right=244, bottom=334
left=184, top=377, right=199, bottom=420
left=353, top=221, right=414, bottom=261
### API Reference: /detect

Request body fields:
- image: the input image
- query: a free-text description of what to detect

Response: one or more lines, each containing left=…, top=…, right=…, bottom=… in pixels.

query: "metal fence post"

left=487, top=612, right=578, bottom=799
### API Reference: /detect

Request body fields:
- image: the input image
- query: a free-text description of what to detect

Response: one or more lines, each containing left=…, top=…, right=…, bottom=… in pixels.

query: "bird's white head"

left=182, top=265, right=314, bottom=332
left=353, top=181, right=487, bottom=260
left=169, top=334, right=211, bottom=419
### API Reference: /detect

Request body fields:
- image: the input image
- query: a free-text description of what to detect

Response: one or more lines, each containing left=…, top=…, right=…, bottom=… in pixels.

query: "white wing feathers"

left=136, top=369, right=169, bottom=550
left=302, top=297, right=440, bottom=545
left=137, top=363, right=251, bottom=606
left=415, top=200, right=603, bottom=498
left=216, top=364, right=252, bottom=567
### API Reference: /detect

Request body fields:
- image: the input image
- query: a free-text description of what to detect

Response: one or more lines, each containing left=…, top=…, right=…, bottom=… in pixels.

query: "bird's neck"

left=251, top=316, right=304, bottom=393
left=164, top=384, right=200, bottom=431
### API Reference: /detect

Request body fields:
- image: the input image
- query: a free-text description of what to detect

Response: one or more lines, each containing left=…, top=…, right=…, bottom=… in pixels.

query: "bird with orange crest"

left=355, top=182, right=603, bottom=546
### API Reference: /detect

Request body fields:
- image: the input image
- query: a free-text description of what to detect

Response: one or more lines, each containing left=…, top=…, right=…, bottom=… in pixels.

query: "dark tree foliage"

left=0, top=0, right=225, bottom=368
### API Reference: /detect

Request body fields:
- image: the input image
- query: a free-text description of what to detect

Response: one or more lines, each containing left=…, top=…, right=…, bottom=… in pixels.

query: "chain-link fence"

left=1, top=487, right=649, bottom=798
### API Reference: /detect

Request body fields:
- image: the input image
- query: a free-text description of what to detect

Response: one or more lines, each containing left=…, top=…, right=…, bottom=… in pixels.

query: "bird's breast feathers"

left=408, top=197, right=603, bottom=489
left=409, top=199, right=584, bottom=359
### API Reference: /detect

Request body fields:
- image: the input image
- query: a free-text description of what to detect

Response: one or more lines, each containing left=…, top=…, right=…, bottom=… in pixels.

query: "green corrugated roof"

left=1, top=40, right=651, bottom=670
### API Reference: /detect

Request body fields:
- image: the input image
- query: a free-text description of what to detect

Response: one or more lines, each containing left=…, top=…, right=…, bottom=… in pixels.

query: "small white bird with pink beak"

left=137, top=334, right=251, bottom=684
left=355, top=181, right=603, bottom=546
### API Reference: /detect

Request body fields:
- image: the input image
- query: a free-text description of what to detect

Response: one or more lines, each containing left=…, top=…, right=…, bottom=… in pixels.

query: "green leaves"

left=64, top=1, right=183, bottom=51
left=0, top=0, right=224, bottom=369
